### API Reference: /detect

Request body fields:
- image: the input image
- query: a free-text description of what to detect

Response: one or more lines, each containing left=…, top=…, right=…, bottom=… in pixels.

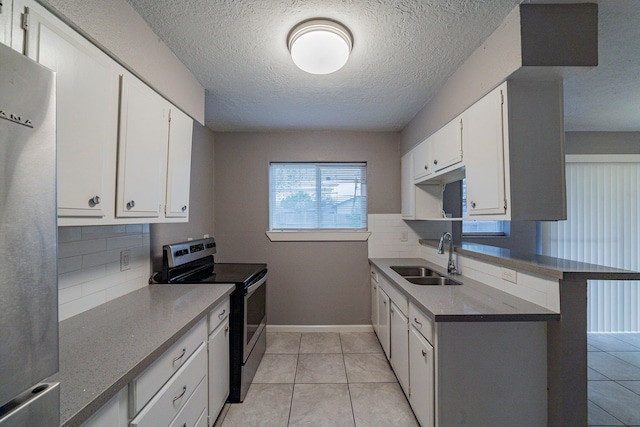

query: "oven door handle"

left=245, top=272, right=267, bottom=296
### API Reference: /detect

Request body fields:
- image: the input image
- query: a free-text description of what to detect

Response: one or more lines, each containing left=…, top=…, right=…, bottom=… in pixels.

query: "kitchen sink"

left=390, top=266, right=437, bottom=277
left=406, top=276, right=462, bottom=286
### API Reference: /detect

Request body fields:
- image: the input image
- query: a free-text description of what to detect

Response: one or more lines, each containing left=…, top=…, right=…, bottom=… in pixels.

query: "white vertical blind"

left=540, top=159, right=640, bottom=332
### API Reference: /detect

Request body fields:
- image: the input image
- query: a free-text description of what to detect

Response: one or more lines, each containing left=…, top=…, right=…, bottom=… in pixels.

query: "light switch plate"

left=400, top=231, right=409, bottom=242
left=502, top=268, right=517, bottom=283
left=120, top=250, right=131, bottom=271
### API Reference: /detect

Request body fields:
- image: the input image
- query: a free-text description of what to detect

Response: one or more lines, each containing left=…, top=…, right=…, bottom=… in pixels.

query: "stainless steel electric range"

left=154, top=237, right=267, bottom=403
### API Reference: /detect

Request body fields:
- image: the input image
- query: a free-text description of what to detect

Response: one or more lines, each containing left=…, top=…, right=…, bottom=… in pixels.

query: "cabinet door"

left=401, top=152, right=415, bottom=220
left=81, top=387, right=128, bottom=427
left=462, top=85, right=507, bottom=216
left=377, top=288, right=390, bottom=359
left=412, top=140, right=432, bottom=182
left=165, top=107, right=193, bottom=218
left=116, top=73, right=169, bottom=217
left=409, top=327, right=435, bottom=427
left=208, top=318, right=229, bottom=421
left=371, top=275, right=379, bottom=334
left=431, top=118, right=463, bottom=173
left=21, top=2, right=118, bottom=218
left=390, top=301, right=409, bottom=394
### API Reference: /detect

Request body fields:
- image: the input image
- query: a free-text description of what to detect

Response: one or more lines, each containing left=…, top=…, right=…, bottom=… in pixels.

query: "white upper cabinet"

left=165, top=107, right=193, bottom=218
left=18, top=1, right=119, bottom=218
left=412, top=139, right=432, bottom=183
left=12, top=0, right=194, bottom=225
left=116, top=73, right=169, bottom=218
left=430, top=117, right=463, bottom=173
left=401, top=152, right=415, bottom=220
left=462, top=83, right=507, bottom=216
left=404, top=79, right=565, bottom=221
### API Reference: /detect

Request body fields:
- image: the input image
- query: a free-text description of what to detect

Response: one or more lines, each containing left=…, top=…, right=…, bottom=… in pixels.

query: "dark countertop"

left=419, top=240, right=640, bottom=281
left=50, top=283, right=235, bottom=427
left=369, top=258, right=560, bottom=322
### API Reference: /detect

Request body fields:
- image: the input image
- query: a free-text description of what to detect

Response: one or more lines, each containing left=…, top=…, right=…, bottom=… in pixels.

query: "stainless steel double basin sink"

left=390, top=266, right=462, bottom=286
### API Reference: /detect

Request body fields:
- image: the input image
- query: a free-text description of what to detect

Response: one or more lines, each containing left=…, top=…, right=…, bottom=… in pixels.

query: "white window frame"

left=266, top=162, right=371, bottom=242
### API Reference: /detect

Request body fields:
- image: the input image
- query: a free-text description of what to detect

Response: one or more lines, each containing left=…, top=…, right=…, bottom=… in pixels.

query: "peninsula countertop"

left=369, top=257, right=560, bottom=322
left=419, top=240, right=640, bottom=281
left=50, top=283, right=235, bottom=427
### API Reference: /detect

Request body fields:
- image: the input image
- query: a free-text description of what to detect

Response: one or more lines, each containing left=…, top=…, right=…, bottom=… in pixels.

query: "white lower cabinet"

left=370, top=269, right=379, bottom=334
left=390, top=301, right=409, bottom=394
left=130, top=342, right=207, bottom=427
left=208, top=318, right=229, bottom=421
left=409, top=325, right=435, bottom=427
left=81, top=387, right=128, bottom=427
left=377, top=287, right=390, bottom=359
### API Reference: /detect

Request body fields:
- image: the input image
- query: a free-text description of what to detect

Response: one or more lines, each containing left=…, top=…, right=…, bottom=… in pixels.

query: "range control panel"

left=163, top=237, right=217, bottom=267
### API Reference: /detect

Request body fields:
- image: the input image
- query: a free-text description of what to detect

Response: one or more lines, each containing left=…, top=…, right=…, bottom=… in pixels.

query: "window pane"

left=269, top=162, right=367, bottom=230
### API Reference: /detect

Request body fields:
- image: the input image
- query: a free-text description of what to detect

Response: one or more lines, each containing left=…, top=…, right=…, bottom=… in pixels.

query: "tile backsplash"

left=368, top=214, right=450, bottom=258
left=57, top=224, right=151, bottom=321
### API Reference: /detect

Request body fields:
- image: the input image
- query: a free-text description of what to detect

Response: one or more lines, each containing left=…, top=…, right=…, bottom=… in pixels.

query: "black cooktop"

left=203, top=263, right=267, bottom=284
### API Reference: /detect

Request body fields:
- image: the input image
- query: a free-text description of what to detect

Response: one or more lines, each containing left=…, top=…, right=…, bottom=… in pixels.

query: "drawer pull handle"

left=422, top=349, right=427, bottom=357
left=225, top=325, right=229, bottom=335
left=218, top=309, right=226, bottom=319
left=414, top=318, right=422, bottom=328
left=173, top=348, right=186, bottom=363
left=173, top=385, right=187, bottom=403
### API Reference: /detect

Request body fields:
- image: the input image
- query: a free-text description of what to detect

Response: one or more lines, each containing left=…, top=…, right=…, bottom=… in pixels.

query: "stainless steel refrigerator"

left=0, top=43, right=60, bottom=426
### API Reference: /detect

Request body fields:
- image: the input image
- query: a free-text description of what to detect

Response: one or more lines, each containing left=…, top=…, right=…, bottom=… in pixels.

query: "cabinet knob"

left=89, top=195, right=101, bottom=206
left=422, top=349, right=427, bottom=357
left=126, top=200, right=135, bottom=210
left=433, top=159, right=438, bottom=165
left=181, top=205, right=187, bottom=212
left=470, top=201, right=476, bottom=209
left=424, top=165, right=428, bottom=170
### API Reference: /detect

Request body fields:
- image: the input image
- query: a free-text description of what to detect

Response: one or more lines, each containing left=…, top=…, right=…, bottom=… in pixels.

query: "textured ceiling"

left=126, top=0, right=640, bottom=132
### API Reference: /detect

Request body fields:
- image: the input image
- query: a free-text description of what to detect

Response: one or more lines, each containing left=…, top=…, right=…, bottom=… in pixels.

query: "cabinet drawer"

left=168, top=374, right=207, bottom=427
left=379, top=276, right=408, bottom=316
left=208, top=297, right=230, bottom=333
left=130, top=342, right=207, bottom=427
left=131, top=317, right=206, bottom=414
left=409, top=302, right=434, bottom=343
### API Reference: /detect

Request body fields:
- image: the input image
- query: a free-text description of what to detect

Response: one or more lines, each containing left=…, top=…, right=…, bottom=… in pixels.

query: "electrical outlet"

left=502, top=268, right=517, bottom=283
left=203, top=234, right=210, bottom=238
left=120, top=250, right=131, bottom=271
left=400, top=231, right=409, bottom=242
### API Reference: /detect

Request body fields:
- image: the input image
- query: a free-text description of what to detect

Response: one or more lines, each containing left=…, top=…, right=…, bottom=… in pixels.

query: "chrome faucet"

left=437, top=232, right=458, bottom=275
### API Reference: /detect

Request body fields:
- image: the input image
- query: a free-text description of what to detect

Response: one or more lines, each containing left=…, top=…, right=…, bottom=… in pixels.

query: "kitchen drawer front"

left=195, top=407, right=207, bottom=427
left=379, top=276, right=408, bottom=316
left=168, top=374, right=207, bottom=427
left=207, top=297, right=230, bottom=333
left=409, top=302, right=434, bottom=343
left=131, top=317, right=206, bottom=414
left=130, top=342, right=207, bottom=427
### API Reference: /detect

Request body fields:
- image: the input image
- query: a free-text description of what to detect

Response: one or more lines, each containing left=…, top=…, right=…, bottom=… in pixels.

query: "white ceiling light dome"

left=288, top=19, right=353, bottom=75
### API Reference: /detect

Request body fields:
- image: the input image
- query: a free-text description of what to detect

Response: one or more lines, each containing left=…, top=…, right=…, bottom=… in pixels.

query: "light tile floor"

left=588, top=333, right=640, bottom=426
left=217, top=332, right=419, bottom=427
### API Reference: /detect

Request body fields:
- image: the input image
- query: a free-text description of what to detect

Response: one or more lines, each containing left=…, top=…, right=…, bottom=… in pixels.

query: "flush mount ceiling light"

left=288, top=19, right=353, bottom=75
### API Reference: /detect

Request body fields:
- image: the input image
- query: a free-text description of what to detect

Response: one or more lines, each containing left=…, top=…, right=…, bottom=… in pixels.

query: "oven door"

left=243, top=272, right=267, bottom=361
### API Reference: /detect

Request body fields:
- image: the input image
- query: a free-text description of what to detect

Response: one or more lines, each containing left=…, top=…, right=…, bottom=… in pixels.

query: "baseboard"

left=266, top=324, right=374, bottom=333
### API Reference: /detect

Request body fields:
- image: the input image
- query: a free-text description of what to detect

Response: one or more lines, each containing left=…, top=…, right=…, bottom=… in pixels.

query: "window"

left=461, top=179, right=508, bottom=236
left=269, top=162, right=367, bottom=231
